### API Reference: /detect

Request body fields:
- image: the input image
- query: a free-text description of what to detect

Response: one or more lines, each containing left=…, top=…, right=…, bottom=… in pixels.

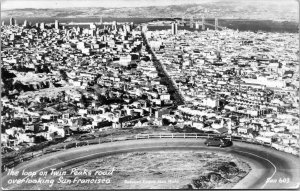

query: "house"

left=98, top=105, right=110, bottom=114
left=192, top=122, right=204, bottom=129
left=41, top=114, right=58, bottom=121
left=45, top=122, right=70, bottom=138
left=1, top=133, right=9, bottom=146
left=78, top=109, right=88, bottom=117
left=155, top=108, right=170, bottom=119
left=131, top=101, right=141, bottom=108
left=255, top=136, right=272, bottom=144
left=134, top=120, right=142, bottom=128
left=160, top=93, right=170, bottom=100
left=214, top=127, right=228, bottom=134
left=71, top=78, right=82, bottom=86
left=112, top=122, right=122, bottom=129
left=272, top=143, right=285, bottom=151
left=16, top=133, right=35, bottom=144
left=162, top=114, right=176, bottom=123
left=238, top=127, right=253, bottom=134
left=36, top=131, right=53, bottom=141
left=137, top=100, right=147, bottom=108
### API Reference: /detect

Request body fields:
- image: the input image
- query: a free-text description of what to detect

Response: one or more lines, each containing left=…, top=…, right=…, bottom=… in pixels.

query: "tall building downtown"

left=171, top=22, right=178, bottom=35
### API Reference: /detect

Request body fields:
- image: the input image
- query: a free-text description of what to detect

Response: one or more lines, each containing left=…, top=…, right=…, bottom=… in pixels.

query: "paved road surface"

left=2, top=139, right=299, bottom=189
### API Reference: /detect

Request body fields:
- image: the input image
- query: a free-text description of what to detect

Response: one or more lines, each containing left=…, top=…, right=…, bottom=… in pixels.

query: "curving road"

left=2, top=139, right=300, bottom=190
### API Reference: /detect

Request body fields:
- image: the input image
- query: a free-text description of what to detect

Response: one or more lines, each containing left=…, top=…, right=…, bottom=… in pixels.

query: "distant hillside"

left=1, top=1, right=298, bottom=22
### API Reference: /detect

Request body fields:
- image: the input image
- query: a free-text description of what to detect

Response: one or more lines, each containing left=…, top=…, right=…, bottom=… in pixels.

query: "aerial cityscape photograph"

left=0, top=0, right=299, bottom=190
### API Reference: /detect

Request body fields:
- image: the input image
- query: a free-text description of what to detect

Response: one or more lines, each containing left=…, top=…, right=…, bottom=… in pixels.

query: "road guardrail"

left=2, top=132, right=299, bottom=173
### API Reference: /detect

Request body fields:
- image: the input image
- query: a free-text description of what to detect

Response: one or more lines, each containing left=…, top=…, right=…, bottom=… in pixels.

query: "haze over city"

left=1, top=0, right=299, bottom=22
left=3, top=0, right=219, bottom=9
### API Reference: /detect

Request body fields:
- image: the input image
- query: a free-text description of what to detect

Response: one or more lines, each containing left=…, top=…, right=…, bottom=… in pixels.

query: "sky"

left=1, top=0, right=297, bottom=10
left=1, top=0, right=218, bottom=10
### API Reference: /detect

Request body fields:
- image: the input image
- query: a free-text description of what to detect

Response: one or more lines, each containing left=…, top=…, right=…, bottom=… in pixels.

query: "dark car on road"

left=204, top=137, right=232, bottom=147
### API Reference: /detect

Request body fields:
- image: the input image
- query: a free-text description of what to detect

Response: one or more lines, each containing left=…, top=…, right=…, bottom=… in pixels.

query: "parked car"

left=78, top=134, right=96, bottom=141
left=204, top=137, right=232, bottom=147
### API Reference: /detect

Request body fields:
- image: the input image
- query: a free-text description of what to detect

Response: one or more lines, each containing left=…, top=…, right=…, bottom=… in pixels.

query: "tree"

left=162, top=118, right=170, bottom=126
left=35, top=136, right=47, bottom=143
left=59, top=70, right=68, bottom=81
left=97, top=94, right=108, bottom=105
left=1, top=68, right=16, bottom=79
left=80, top=95, right=89, bottom=107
